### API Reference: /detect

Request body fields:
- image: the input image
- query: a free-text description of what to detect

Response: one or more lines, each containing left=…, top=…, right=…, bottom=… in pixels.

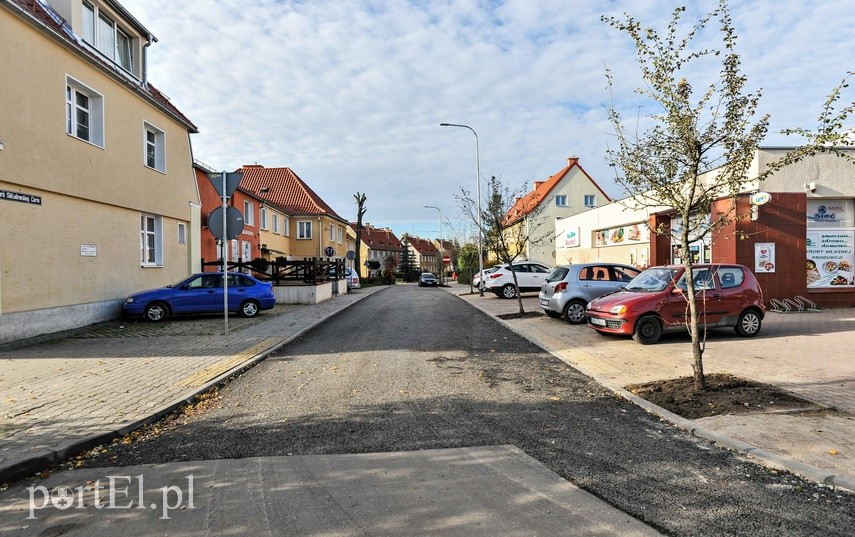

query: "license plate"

left=590, top=317, right=607, bottom=326
left=540, top=299, right=549, bottom=307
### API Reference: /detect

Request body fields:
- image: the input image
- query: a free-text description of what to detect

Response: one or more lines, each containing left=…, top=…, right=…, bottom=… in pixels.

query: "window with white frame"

left=82, top=1, right=134, bottom=73
left=66, top=77, right=104, bottom=146
left=283, top=216, right=290, bottom=236
left=140, top=213, right=162, bottom=266
left=177, top=222, right=186, bottom=244
left=243, top=201, right=254, bottom=226
left=337, top=226, right=343, bottom=244
left=272, top=213, right=279, bottom=234
left=555, top=195, right=568, bottom=207
left=584, top=194, right=596, bottom=207
left=329, top=223, right=335, bottom=242
left=260, top=208, right=268, bottom=230
left=144, top=122, right=165, bottom=172
left=298, top=221, right=312, bottom=239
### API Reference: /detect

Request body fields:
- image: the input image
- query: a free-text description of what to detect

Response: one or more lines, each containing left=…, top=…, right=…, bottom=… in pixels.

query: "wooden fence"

left=201, top=257, right=346, bottom=286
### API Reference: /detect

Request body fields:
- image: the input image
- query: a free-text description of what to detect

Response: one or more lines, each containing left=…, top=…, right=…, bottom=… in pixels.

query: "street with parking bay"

left=67, top=284, right=855, bottom=536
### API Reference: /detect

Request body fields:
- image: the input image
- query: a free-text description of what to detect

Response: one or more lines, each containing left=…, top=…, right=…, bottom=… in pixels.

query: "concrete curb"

left=449, top=288, right=855, bottom=495
left=0, top=287, right=388, bottom=484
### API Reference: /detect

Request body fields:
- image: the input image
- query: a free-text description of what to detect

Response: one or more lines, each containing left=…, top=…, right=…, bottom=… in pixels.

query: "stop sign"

left=442, top=255, right=451, bottom=264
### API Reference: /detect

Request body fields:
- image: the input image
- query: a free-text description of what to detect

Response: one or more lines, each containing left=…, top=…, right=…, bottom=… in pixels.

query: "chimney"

left=533, top=181, right=544, bottom=191
left=567, top=156, right=578, bottom=166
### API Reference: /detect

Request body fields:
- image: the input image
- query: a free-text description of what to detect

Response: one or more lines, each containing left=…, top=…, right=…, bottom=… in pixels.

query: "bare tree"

left=354, top=192, right=367, bottom=277
left=603, top=0, right=855, bottom=390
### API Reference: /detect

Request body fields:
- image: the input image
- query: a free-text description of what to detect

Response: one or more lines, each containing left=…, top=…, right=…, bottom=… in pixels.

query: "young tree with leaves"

left=458, top=176, right=549, bottom=314
left=603, top=0, right=854, bottom=390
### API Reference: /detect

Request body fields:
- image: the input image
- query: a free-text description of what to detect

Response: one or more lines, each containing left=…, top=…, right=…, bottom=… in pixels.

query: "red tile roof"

left=405, top=235, right=439, bottom=255
left=7, top=0, right=197, bottom=132
left=350, top=223, right=403, bottom=250
left=504, top=157, right=611, bottom=225
left=238, top=165, right=344, bottom=221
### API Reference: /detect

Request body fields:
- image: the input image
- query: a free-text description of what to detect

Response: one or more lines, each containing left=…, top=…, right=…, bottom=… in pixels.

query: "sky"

left=122, top=0, right=854, bottom=242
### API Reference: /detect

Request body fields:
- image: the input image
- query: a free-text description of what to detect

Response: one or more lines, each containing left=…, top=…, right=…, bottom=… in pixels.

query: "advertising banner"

left=806, top=230, right=854, bottom=287
left=594, top=223, right=648, bottom=247
left=755, top=242, right=776, bottom=273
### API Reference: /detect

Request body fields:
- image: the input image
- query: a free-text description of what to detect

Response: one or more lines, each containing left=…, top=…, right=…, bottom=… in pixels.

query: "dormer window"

left=82, top=1, right=134, bottom=73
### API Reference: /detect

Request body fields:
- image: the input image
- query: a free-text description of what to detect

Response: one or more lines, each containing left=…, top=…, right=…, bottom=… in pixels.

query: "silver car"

left=539, top=263, right=641, bottom=323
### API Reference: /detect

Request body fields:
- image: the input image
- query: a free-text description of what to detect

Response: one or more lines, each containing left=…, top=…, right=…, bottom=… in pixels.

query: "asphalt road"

left=82, top=285, right=855, bottom=536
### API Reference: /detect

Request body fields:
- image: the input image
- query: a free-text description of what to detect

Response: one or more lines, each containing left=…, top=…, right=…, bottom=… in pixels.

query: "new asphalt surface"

left=0, top=282, right=854, bottom=536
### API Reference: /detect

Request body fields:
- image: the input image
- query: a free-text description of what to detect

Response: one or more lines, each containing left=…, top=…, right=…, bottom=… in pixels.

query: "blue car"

left=123, top=272, right=276, bottom=322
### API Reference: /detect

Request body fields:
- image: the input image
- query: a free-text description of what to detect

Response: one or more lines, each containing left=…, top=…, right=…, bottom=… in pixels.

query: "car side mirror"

left=671, top=287, right=684, bottom=295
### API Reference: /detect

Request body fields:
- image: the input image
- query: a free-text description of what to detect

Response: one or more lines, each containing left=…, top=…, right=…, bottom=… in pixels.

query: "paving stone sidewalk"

left=446, top=284, right=855, bottom=492
left=0, top=287, right=386, bottom=484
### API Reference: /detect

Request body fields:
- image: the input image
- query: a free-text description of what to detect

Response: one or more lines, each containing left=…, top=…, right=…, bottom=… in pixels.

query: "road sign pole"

left=222, top=172, right=229, bottom=337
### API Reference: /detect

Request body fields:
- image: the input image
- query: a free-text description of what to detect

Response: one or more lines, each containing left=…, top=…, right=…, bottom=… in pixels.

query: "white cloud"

left=123, top=0, right=855, bottom=239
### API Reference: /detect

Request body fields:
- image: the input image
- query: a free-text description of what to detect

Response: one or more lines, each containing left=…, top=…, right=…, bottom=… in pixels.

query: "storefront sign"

left=594, top=223, right=648, bottom=247
left=0, top=189, right=42, bottom=205
left=807, top=201, right=852, bottom=225
left=806, top=230, right=854, bottom=287
left=750, top=192, right=772, bottom=205
left=559, top=227, right=580, bottom=248
left=754, top=242, right=776, bottom=273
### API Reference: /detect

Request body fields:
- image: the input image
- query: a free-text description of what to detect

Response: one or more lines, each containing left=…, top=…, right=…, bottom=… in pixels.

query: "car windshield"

left=624, top=267, right=680, bottom=292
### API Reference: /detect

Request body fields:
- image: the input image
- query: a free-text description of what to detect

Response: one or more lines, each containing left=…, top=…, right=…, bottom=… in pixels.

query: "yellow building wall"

left=0, top=9, right=197, bottom=316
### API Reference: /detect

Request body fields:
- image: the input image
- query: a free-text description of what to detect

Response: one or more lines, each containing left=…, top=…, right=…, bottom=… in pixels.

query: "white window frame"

left=283, top=216, right=290, bottom=236
left=337, top=226, right=343, bottom=244
left=177, top=222, right=186, bottom=244
left=329, top=223, right=335, bottom=242
left=143, top=122, right=165, bottom=172
left=272, top=213, right=279, bottom=234
left=584, top=194, right=597, bottom=207
left=298, top=221, right=312, bottom=239
left=555, top=195, right=568, bottom=207
left=140, top=213, right=163, bottom=267
left=243, top=201, right=255, bottom=226
left=66, top=76, right=104, bottom=147
left=260, top=207, right=268, bottom=230
left=81, top=1, right=134, bottom=73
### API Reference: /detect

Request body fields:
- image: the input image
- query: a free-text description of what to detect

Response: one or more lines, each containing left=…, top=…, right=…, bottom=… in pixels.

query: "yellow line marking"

left=176, top=338, right=283, bottom=388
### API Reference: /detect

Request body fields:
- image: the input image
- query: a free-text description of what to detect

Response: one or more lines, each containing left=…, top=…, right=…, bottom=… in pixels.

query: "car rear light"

left=555, top=282, right=567, bottom=292
left=489, top=273, right=502, bottom=279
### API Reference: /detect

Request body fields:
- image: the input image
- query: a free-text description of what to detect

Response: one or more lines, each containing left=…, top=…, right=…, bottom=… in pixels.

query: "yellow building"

left=0, top=0, right=199, bottom=344
left=238, top=165, right=350, bottom=263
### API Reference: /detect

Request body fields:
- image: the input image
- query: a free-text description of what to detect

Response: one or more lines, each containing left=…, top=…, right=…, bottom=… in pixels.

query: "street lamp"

left=440, top=122, right=483, bottom=295
left=424, top=205, right=443, bottom=285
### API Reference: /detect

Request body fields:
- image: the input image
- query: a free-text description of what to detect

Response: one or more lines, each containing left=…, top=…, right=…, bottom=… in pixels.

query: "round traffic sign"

left=325, top=246, right=335, bottom=257
left=442, top=255, right=451, bottom=264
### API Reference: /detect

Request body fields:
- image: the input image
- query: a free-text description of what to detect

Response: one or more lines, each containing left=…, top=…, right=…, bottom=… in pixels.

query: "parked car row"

left=480, top=261, right=766, bottom=345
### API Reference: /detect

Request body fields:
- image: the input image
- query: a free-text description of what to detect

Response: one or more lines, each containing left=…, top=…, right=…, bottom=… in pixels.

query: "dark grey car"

left=539, top=263, right=641, bottom=323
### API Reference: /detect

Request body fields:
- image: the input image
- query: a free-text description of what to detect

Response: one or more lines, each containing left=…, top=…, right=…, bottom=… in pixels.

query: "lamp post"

left=440, top=123, right=483, bottom=295
left=424, top=205, right=443, bottom=284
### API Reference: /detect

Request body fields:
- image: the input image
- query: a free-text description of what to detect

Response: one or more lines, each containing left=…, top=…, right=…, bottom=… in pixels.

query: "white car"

left=472, top=265, right=503, bottom=290
left=483, top=261, right=551, bottom=299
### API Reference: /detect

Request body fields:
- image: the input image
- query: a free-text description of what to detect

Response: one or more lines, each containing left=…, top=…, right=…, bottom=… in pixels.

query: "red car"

left=586, top=264, right=765, bottom=344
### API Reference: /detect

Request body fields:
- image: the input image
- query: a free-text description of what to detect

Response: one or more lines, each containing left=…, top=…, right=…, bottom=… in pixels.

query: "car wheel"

left=734, top=309, right=762, bottom=337
left=544, top=310, right=561, bottom=319
left=633, top=316, right=661, bottom=344
left=239, top=300, right=260, bottom=318
left=144, top=302, right=169, bottom=322
left=562, top=300, right=587, bottom=324
left=501, top=284, right=517, bottom=299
